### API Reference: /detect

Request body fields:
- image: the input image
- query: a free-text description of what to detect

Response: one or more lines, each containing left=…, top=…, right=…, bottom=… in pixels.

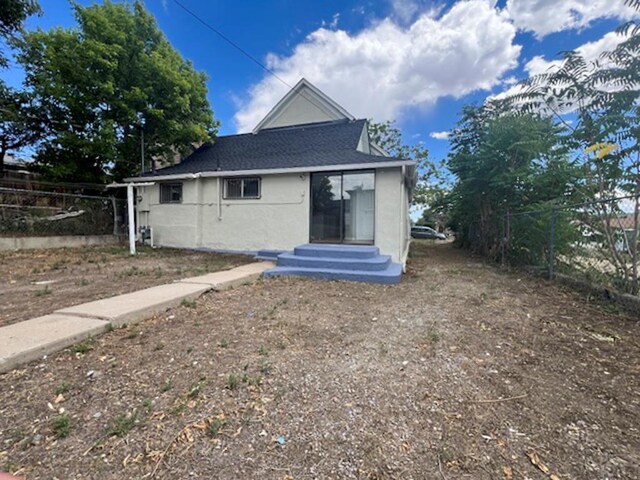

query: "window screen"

left=159, top=183, right=183, bottom=203
left=224, top=177, right=261, bottom=199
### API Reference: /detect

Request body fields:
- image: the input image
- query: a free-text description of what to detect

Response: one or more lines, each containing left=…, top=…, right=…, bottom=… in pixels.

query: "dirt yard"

left=1, top=242, right=638, bottom=479
left=0, top=245, right=253, bottom=326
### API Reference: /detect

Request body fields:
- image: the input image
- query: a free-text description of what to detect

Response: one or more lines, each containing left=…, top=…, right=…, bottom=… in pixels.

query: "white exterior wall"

left=399, top=167, right=412, bottom=265
left=374, top=167, right=405, bottom=264
left=138, top=167, right=409, bottom=264
left=137, top=181, right=199, bottom=248
left=137, top=173, right=309, bottom=253
left=199, top=173, right=309, bottom=251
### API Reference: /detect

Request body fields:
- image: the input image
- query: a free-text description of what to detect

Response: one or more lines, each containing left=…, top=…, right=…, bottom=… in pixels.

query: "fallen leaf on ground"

left=527, top=449, right=562, bottom=479
left=503, top=465, right=513, bottom=479
left=527, top=450, right=550, bottom=474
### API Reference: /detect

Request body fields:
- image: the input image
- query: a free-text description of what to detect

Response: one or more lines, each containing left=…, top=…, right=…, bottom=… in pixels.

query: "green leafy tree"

left=0, top=0, right=41, bottom=173
left=368, top=120, right=442, bottom=207
left=505, top=0, right=640, bottom=291
left=446, top=108, right=579, bottom=258
left=0, top=84, right=43, bottom=174
left=0, top=0, right=39, bottom=67
left=16, top=0, right=217, bottom=182
left=414, top=184, right=450, bottom=231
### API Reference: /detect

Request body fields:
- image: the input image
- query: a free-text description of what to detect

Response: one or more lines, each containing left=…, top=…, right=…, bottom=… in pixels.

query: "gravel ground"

left=0, top=245, right=253, bottom=326
left=0, top=241, right=638, bottom=479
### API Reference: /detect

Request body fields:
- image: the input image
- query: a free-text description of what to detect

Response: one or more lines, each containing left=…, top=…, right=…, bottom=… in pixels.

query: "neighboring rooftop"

left=3, top=154, right=31, bottom=169
left=140, top=119, right=406, bottom=177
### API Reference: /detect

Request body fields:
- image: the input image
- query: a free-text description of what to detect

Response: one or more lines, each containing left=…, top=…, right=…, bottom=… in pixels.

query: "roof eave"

left=125, top=160, right=416, bottom=182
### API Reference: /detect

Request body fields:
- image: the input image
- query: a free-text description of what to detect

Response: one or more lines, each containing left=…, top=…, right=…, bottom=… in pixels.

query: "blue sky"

left=3, top=0, right=637, bottom=163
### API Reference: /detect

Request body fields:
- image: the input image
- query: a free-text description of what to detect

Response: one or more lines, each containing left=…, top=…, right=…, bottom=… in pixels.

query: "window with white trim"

left=159, top=183, right=183, bottom=203
left=223, top=177, right=261, bottom=199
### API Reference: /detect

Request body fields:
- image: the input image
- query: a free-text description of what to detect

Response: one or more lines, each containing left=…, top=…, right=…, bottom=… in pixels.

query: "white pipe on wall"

left=106, top=182, right=155, bottom=256
left=217, top=177, right=222, bottom=220
left=127, top=183, right=136, bottom=255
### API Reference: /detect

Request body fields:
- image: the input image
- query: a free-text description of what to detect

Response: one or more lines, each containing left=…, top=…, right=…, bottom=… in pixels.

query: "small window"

left=160, top=183, right=183, bottom=203
left=224, top=177, right=261, bottom=199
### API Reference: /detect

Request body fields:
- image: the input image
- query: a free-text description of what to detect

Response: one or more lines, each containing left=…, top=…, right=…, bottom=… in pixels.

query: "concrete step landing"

left=263, top=244, right=402, bottom=284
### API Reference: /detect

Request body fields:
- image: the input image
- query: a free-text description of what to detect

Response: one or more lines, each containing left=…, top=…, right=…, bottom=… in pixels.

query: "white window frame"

left=159, top=182, right=183, bottom=204
left=223, top=177, right=261, bottom=200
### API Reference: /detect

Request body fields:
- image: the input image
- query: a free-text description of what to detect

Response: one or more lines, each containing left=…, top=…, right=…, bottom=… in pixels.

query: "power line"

left=170, top=0, right=341, bottom=123
left=172, top=0, right=292, bottom=89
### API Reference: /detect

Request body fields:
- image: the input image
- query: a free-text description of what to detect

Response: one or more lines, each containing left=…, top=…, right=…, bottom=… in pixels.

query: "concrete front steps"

left=263, top=244, right=403, bottom=284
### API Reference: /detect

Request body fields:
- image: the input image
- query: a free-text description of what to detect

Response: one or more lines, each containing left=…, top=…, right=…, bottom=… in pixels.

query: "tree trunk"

left=631, top=161, right=640, bottom=295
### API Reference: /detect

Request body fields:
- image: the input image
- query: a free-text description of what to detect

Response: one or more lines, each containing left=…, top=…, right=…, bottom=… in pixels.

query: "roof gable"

left=253, top=78, right=355, bottom=133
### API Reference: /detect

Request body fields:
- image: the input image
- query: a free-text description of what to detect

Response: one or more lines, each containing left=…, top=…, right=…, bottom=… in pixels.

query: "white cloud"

left=430, top=130, right=450, bottom=140
left=490, top=30, right=630, bottom=106
left=234, top=0, right=520, bottom=132
left=389, top=0, right=445, bottom=24
left=505, top=0, right=638, bottom=38
left=322, top=13, right=340, bottom=29
left=525, top=31, right=628, bottom=76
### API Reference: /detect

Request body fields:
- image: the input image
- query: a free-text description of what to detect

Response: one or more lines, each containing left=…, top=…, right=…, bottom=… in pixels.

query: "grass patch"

left=142, top=399, right=153, bottom=412
left=118, top=266, right=146, bottom=278
left=51, top=413, right=70, bottom=438
left=50, top=260, right=67, bottom=271
left=125, top=329, right=139, bottom=340
left=259, top=360, right=270, bottom=375
left=55, top=382, right=73, bottom=395
left=219, top=338, right=229, bottom=348
left=72, top=336, right=96, bottom=354
left=428, top=329, right=442, bottom=343
left=34, top=286, right=52, bottom=297
left=207, top=418, right=226, bottom=437
left=181, top=298, right=197, bottom=309
left=227, top=373, right=239, bottom=390
left=160, top=379, right=173, bottom=393
left=171, top=402, right=187, bottom=415
left=188, top=379, right=206, bottom=399
left=106, top=412, right=137, bottom=437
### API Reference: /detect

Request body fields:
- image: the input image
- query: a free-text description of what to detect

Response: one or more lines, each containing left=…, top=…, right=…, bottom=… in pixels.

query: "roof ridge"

left=256, top=118, right=364, bottom=133
left=211, top=118, right=366, bottom=141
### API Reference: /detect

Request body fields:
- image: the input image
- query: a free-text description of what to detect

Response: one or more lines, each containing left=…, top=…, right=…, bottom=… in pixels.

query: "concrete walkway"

left=0, top=261, right=273, bottom=373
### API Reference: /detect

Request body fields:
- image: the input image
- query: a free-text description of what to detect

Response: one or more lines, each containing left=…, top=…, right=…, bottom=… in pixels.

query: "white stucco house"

left=127, top=79, right=416, bottom=283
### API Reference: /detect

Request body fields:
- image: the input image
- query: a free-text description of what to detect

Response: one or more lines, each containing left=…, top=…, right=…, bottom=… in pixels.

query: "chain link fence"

left=468, top=195, right=640, bottom=297
left=500, top=196, right=640, bottom=295
left=0, top=187, right=127, bottom=237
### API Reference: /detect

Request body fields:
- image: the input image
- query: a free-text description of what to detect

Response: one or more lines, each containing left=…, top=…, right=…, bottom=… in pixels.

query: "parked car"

left=411, top=226, right=447, bottom=240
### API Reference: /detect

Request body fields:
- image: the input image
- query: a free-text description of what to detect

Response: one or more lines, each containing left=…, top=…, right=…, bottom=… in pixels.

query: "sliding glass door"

left=310, top=171, right=375, bottom=244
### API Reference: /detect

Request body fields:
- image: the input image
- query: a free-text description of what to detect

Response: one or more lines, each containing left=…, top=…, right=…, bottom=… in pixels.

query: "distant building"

left=2, top=154, right=39, bottom=188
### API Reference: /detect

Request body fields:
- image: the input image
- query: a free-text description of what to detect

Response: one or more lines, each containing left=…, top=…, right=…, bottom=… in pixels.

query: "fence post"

left=501, top=213, right=506, bottom=267
left=548, top=209, right=557, bottom=280
left=110, top=196, right=120, bottom=236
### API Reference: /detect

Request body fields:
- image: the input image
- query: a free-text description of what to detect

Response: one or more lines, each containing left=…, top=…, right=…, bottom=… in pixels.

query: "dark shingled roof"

left=144, top=119, right=402, bottom=176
